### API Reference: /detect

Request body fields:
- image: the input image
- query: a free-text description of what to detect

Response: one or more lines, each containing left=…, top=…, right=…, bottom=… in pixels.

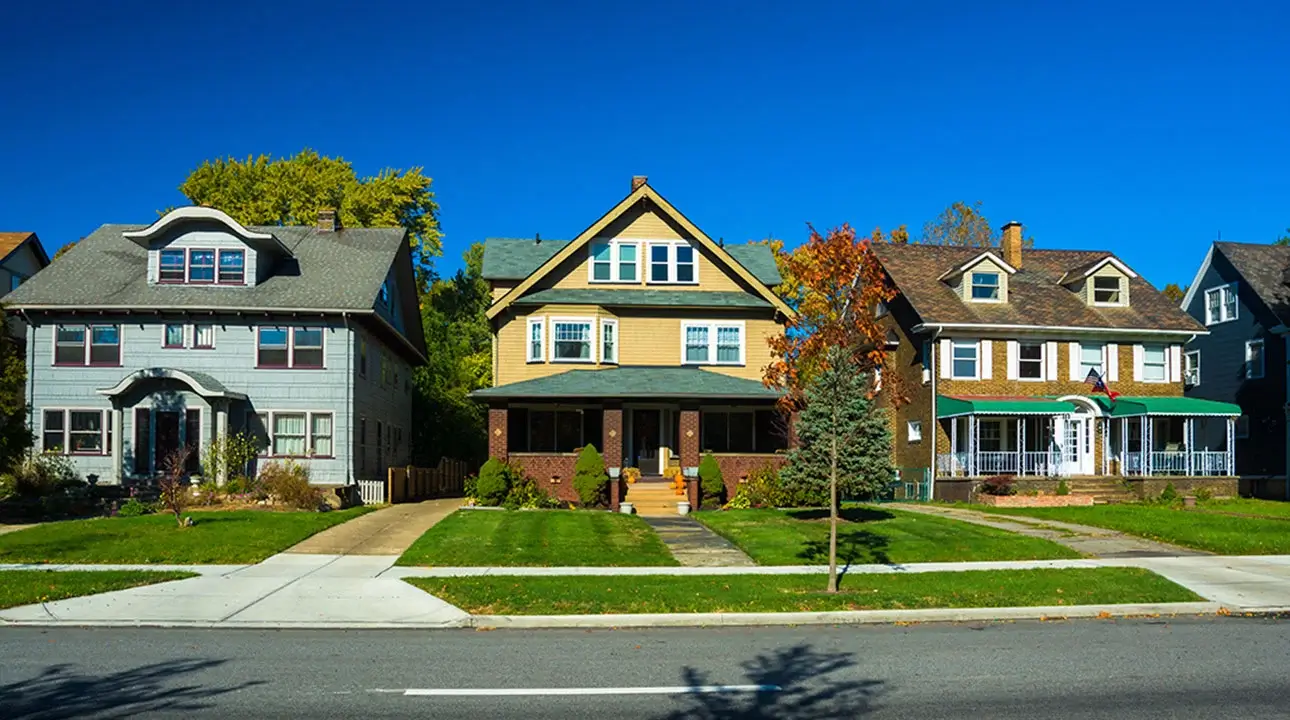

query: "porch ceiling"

left=1090, top=395, right=1242, bottom=417
left=937, top=395, right=1075, bottom=419
left=471, top=367, right=782, bottom=401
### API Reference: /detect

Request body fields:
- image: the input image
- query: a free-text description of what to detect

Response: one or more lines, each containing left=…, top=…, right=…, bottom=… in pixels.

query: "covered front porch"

left=936, top=395, right=1239, bottom=479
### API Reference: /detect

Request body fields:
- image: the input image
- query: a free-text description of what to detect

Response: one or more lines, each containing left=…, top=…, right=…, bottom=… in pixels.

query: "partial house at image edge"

left=0, top=231, right=51, bottom=345
left=0, top=207, right=425, bottom=486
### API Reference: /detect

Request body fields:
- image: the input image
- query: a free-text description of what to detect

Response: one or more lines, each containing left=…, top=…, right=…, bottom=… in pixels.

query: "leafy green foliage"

left=502, top=477, right=564, bottom=510
left=1056, top=479, right=1071, bottom=496
left=573, top=445, right=609, bottom=507
left=1194, top=486, right=1213, bottom=502
left=476, top=457, right=517, bottom=506
left=259, top=460, right=322, bottom=511
left=116, top=498, right=154, bottom=517
left=698, top=453, right=724, bottom=506
left=177, top=149, right=441, bottom=284
left=201, top=432, right=262, bottom=485
left=0, top=309, right=31, bottom=473
left=1158, top=482, right=1179, bottom=504
left=7, top=453, right=77, bottom=497
left=1161, top=283, right=1186, bottom=303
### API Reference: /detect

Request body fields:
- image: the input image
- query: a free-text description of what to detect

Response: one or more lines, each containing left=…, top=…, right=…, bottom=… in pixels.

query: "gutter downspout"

left=344, top=312, right=354, bottom=488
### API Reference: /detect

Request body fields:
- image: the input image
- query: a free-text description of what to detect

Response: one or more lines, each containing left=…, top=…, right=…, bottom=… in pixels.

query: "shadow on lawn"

left=0, top=658, right=264, bottom=719
left=786, top=507, right=894, bottom=565
left=657, top=644, right=884, bottom=719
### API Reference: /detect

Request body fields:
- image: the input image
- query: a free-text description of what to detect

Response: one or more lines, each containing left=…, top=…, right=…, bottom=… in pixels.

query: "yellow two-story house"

left=474, top=177, right=795, bottom=502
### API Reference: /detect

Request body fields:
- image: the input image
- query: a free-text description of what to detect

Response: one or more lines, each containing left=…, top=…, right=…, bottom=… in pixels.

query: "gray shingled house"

left=1, top=206, right=425, bottom=486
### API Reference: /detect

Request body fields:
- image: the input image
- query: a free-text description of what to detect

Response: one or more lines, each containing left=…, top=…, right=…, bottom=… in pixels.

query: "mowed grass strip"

left=693, top=506, right=1079, bottom=565
left=0, top=570, right=197, bottom=609
left=1191, top=498, right=1290, bottom=520
left=396, top=510, right=679, bottom=567
left=409, top=568, right=1198, bottom=614
left=0, top=508, right=374, bottom=565
left=975, top=504, right=1290, bottom=555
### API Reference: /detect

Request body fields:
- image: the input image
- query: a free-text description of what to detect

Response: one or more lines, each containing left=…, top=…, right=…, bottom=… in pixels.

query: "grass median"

left=397, top=510, right=679, bottom=567
left=0, top=569, right=197, bottom=609
left=693, top=506, right=1079, bottom=565
left=407, top=567, right=1199, bottom=614
left=0, top=507, right=374, bottom=565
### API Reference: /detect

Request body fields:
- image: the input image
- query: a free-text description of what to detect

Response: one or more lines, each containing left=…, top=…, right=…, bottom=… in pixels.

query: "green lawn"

left=976, top=504, right=1290, bottom=555
left=397, top=510, right=679, bottom=567
left=0, top=569, right=196, bottom=609
left=0, top=508, right=373, bottom=564
left=409, top=567, right=1198, bottom=614
left=1193, top=498, right=1290, bottom=520
left=693, top=506, right=1079, bottom=565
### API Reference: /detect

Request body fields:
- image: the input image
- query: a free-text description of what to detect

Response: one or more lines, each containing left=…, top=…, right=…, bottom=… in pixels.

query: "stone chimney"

left=317, top=208, right=338, bottom=232
left=1001, top=221, right=1023, bottom=269
left=631, top=175, right=648, bottom=191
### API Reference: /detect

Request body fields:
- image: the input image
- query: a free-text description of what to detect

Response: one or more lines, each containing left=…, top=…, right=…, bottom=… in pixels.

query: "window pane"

left=164, top=324, right=185, bottom=347
left=702, top=411, right=729, bottom=453
left=971, top=273, right=999, bottom=300
left=312, top=414, right=333, bottom=456
left=617, top=244, right=638, bottom=281
left=57, top=325, right=84, bottom=344
left=258, top=327, right=289, bottom=366
left=716, top=326, right=741, bottom=363
left=685, top=325, right=709, bottom=363
left=188, top=250, right=215, bottom=282
left=273, top=414, right=306, bottom=456
left=159, top=250, right=186, bottom=281
left=675, top=246, right=695, bottom=283
left=218, top=250, right=245, bottom=283
left=552, top=322, right=591, bottom=360
left=555, top=410, right=582, bottom=452
left=259, top=327, right=287, bottom=347
left=69, top=411, right=102, bottom=452
left=55, top=325, right=85, bottom=364
left=591, top=242, right=611, bottom=280
left=602, top=322, right=616, bottom=363
left=728, top=412, right=754, bottom=453
left=650, top=245, right=670, bottom=282
left=43, top=410, right=64, bottom=453
left=194, top=325, right=214, bottom=348
left=1019, top=343, right=1043, bottom=379
left=529, top=410, right=555, bottom=452
left=89, top=326, right=120, bottom=364
left=293, top=328, right=324, bottom=368
left=1144, top=346, right=1166, bottom=364
left=592, top=242, right=610, bottom=261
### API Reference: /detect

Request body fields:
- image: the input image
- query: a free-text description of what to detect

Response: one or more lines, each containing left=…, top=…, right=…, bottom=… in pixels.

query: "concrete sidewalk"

left=284, top=498, right=458, bottom=555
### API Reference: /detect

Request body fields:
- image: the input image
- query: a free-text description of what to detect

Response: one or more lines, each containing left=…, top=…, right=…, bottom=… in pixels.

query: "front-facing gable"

left=485, top=180, right=794, bottom=320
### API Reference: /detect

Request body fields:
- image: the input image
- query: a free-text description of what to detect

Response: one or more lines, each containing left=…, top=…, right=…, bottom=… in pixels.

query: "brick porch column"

left=604, top=404, right=623, bottom=512
left=680, top=408, right=700, bottom=469
left=488, top=404, right=508, bottom=461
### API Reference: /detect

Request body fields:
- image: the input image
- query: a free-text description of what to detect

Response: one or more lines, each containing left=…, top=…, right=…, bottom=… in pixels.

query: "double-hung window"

left=682, top=321, right=744, bottom=365
left=1018, top=342, right=1044, bottom=380
left=600, top=318, right=618, bottom=364
left=1204, top=284, right=1238, bottom=324
left=951, top=340, right=979, bottom=379
left=54, top=325, right=86, bottom=364
left=218, top=250, right=245, bottom=284
left=42, top=409, right=110, bottom=454
left=272, top=413, right=307, bottom=456
left=55, top=324, right=120, bottom=365
left=194, top=324, right=215, bottom=349
left=1184, top=350, right=1200, bottom=386
left=257, top=327, right=324, bottom=368
left=588, top=240, right=640, bottom=283
left=1092, top=276, right=1124, bottom=305
left=292, top=328, right=323, bottom=367
left=1246, top=340, right=1265, bottom=379
left=526, top=318, right=545, bottom=362
left=970, top=272, right=1000, bottom=301
left=163, top=324, right=186, bottom=348
left=1141, top=345, right=1167, bottom=382
left=647, top=242, right=699, bottom=284
left=89, top=326, right=120, bottom=365
left=159, top=250, right=186, bottom=282
left=257, top=411, right=334, bottom=457
left=1079, top=343, right=1104, bottom=377
left=187, top=250, right=215, bottom=283
left=550, top=320, right=593, bottom=362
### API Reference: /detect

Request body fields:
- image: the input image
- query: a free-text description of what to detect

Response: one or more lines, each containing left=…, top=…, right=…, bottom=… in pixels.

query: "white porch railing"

left=1150, top=451, right=1188, bottom=474
left=1117, top=451, right=1231, bottom=476
left=357, top=479, right=386, bottom=504
left=937, top=451, right=1062, bottom=477
left=1191, top=451, right=1229, bottom=475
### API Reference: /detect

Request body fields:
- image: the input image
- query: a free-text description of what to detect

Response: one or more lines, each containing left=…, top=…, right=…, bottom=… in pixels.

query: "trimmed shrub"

left=744, top=464, right=785, bottom=508
left=979, top=475, right=1016, bottom=497
left=573, top=445, right=609, bottom=507
left=1056, top=479, right=1070, bottom=496
left=1159, top=482, right=1179, bottom=504
left=464, top=474, right=479, bottom=500
left=259, top=460, right=323, bottom=510
left=116, top=497, right=154, bottom=517
left=476, top=457, right=513, bottom=506
left=10, top=452, right=78, bottom=497
left=699, top=453, right=724, bottom=507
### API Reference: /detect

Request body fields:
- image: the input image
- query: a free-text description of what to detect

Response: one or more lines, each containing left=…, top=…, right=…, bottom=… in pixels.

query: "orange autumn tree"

left=764, top=223, right=903, bottom=592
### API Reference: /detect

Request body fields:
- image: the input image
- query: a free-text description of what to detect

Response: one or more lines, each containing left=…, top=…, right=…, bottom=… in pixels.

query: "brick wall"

left=488, top=406, right=508, bottom=461
left=680, top=409, right=699, bottom=468
left=712, top=453, right=788, bottom=500
left=938, top=341, right=1185, bottom=398
left=882, top=303, right=934, bottom=473
left=1131, top=477, right=1238, bottom=499
left=510, top=453, right=579, bottom=502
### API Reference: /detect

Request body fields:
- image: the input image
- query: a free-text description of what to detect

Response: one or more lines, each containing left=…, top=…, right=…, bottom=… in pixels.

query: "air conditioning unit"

left=1184, top=368, right=1199, bottom=386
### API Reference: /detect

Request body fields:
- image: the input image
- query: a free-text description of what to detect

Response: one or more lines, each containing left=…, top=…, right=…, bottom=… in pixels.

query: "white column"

left=950, top=417, right=958, bottom=475
left=1227, top=417, right=1235, bottom=476
left=1016, top=417, right=1024, bottom=475
left=215, top=402, right=229, bottom=486
left=971, top=416, right=979, bottom=477
left=112, top=406, right=124, bottom=484
left=1144, top=417, right=1152, bottom=476
left=1185, top=418, right=1194, bottom=476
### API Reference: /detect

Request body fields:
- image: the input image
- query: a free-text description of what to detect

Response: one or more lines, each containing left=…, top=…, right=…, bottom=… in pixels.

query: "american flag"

left=1085, top=368, right=1120, bottom=402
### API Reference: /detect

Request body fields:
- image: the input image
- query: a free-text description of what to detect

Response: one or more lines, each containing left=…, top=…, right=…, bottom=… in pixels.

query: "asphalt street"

left=2, top=617, right=1287, bottom=719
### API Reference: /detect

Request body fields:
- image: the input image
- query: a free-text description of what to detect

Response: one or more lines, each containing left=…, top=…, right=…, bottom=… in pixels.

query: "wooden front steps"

left=624, top=479, right=687, bottom=517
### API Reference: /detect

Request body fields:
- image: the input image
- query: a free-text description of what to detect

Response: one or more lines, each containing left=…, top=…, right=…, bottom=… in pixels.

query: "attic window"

left=1093, top=276, right=1124, bottom=305
left=970, top=272, right=1000, bottom=301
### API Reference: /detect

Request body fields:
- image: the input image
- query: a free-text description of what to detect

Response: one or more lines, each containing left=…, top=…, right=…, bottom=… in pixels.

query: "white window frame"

left=907, top=420, right=922, bottom=443
left=526, top=317, right=545, bottom=363
left=193, top=324, right=215, bottom=349
left=680, top=320, right=746, bottom=366
left=969, top=272, right=1001, bottom=302
left=258, top=410, right=336, bottom=458
left=646, top=241, right=700, bottom=285
left=600, top=318, right=618, bottom=364
left=1091, top=275, right=1126, bottom=306
left=1017, top=341, right=1045, bottom=381
left=1204, top=284, right=1238, bottom=325
left=548, top=317, right=596, bottom=364
left=1184, top=349, right=1200, bottom=386
left=1246, top=339, right=1265, bottom=379
left=1079, top=342, right=1105, bottom=378
left=950, top=340, right=980, bottom=379
left=587, top=239, right=641, bottom=284
left=41, top=408, right=112, bottom=456
left=162, top=323, right=187, bottom=349
left=1141, top=344, right=1168, bottom=383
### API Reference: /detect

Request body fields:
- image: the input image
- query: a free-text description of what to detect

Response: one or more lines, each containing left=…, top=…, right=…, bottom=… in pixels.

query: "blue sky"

left=2, top=0, right=1287, bottom=288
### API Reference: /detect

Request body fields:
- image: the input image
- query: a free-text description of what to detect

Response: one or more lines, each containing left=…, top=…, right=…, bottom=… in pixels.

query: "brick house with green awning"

left=473, top=178, right=795, bottom=506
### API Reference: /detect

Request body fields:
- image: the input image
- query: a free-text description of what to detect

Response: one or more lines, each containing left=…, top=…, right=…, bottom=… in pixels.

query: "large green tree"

left=178, top=149, right=441, bottom=286
left=0, top=308, right=32, bottom=472
left=921, top=200, right=1034, bottom=248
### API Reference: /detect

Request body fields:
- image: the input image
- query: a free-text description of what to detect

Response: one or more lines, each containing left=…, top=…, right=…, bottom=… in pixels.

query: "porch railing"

left=1119, top=451, right=1231, bottom=476
left=937, top=451, right=1062, bottom=477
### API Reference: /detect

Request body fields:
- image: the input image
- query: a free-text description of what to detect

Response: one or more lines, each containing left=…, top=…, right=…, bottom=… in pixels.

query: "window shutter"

left=981, top=340, right=992, bottom=380
left=1133, top=344, right=1144, bottom=381
left=1169, top=344, right=1182, bottom=382
left=1106, top=343, right=1119, bottom=381
left=1068, top=342, right=1081, bottom=381
left=1006, top=340, right=1018, bottom=380
left=1045, top=341, right=1059, bottom=380
left=940, top=339, right=952, bottom=379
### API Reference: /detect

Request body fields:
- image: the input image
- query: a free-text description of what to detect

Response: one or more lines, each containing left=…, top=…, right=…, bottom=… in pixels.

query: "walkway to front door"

left=639, top=516, right=755, bottom=567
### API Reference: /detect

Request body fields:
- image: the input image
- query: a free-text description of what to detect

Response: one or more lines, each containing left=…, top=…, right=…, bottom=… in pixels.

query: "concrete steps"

left=1068, top=479, right=1138, bottom=504
left=623, top=481, right=686, bottom=517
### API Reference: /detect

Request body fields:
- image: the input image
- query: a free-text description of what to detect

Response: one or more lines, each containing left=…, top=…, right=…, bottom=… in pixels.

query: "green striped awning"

left=936, top=396, right=1075, bottom=419
left=1089, top=396, right=1242, bottom=417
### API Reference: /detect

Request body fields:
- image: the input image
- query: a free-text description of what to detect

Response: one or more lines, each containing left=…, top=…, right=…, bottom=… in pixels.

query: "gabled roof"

left=481, top=238, right=571, bottom=280
left=1186, top=242, right=1290, bottom=326
left=935, top=251, right=1017, bottom=281
left=872, top=243, right=1204, bottom=334
left=0, top=232, right=50, bottom=267
left=484, top=182, right=794, bottom=320
left=471, top=366, right=782, bottom=400
left=1056, top=255, right=1139, bottom=285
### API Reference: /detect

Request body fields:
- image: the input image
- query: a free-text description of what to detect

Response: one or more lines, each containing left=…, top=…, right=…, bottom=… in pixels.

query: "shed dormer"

left=938, top=251, right=1017, bottom=304
left=123, top=206, right=294, bottom=289
left=1058, top=256, right=1137, bottom=308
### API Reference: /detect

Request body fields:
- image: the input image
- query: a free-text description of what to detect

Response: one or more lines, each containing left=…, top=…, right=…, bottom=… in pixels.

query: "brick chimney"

left=1001, top=221, right=1023, bottom=269
left=631, top=175, right=648, bottom=191
left=317, top=208, right=338, bottom=232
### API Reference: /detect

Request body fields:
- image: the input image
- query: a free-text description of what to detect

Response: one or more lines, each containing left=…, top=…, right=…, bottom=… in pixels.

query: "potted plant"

left=624, top=467, right=641, bottom=484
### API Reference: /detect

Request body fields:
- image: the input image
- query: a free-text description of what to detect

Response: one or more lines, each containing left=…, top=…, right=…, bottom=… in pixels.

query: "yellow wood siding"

left=491, top=280, right=518, bottom=301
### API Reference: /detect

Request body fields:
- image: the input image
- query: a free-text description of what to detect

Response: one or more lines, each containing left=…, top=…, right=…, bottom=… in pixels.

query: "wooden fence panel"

left=383, top=458, right=467, bottom=504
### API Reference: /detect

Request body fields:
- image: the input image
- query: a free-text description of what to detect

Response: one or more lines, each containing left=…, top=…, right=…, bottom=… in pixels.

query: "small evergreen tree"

left=698, top=453, right=725, bottom=507
left=475, top=457, right=511, bottom=506
left=573, top=444, right=608, bottom=507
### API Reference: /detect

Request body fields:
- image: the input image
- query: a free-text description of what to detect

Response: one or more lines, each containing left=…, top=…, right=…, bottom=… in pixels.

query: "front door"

left=633, top=409, right=662, bottom=474
left=154, top=411, right=181, bottom=475
left=1063, top=414, right=1094, bottom=475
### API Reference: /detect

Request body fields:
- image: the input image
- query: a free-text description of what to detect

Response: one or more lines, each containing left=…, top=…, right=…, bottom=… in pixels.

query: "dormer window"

left=1092, top=276, right=1125, bottom=305
left=970, top=272, right=1000, bottom=301
left=159, top=250, right=186, bottom=282
left=218, top=250, right=245, bottom=284
left=188, top=250, right=215, bottom=283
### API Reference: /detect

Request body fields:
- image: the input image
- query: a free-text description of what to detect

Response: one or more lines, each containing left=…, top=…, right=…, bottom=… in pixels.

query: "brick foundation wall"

left=488, top=406, right=508, bottom=461
left=713, top=454, right=788, bottom=500
left=510, top=453, right=579, bottom=503
left=934, top=476, right=1240, bottom=502
left=933, top=478, right=975, bottom=502
left=1130, top=477, right=1238, bottom=499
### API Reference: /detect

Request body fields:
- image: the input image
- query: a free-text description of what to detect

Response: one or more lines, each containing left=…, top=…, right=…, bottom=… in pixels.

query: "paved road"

left=2, top=618, right=1287, bottom=718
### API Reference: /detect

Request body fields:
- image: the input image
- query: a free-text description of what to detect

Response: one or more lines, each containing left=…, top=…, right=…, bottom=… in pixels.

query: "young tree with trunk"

left=765, top=224, right=901, bottom=593
left=921, top=201, right=1034, bottom=248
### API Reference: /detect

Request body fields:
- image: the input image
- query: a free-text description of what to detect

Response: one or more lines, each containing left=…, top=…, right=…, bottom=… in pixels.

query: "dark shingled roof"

left=3, top=223, right=407, bottom=312
left=1212, top=242, right=1290, bottom=325
left=512, top=288, right=772, bottom=309
left=872, top=243, right=1204, bottom=332
left=480, top=238, right=782, bottom=286
left=471, top=366, right=782, bottom=399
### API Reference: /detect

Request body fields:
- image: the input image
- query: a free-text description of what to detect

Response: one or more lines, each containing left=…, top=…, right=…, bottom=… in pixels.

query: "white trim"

left=913, top=322, right=1206, bottom=337
left=1072, top=256, right=1140, bottom=280
left=1184, top=349, right=1200, bottom=386
left=949, top=339, right=981, bottom=380
left=122, top=206, right=276, bottom=242
left=936, top=251, right=1018, bottom=281
left=680, top=320, right=746, bottom=366
left=980, top=339, right=993, bottom=379
left=1055, top=395, right=1104, bottom=417
left=96, top=368, right=247, bottom=400
left=39, top=407, right=113, bottom=456
left=600, top=317, right=619, bottom=364
left=526, top=317, right=545, bottom=363
left=1068, top=341, right=1081, bottom=381
left=1246, top=339, right=1265, bottom=379
left=586, top=238, right=642, bottom=284
left=645, top=240, right=700, bottom=285
left=1180, top=244, right=1215, bottom=311
left=1045, top=340, right=1059, bottom=381
left=966, top=270, right=1004, bottom=303
left=547, top=317, right=596, bottom=364
left=1203, top=283, right=1239, bottom=325
left=1090, top=274, right=1130, bottom=307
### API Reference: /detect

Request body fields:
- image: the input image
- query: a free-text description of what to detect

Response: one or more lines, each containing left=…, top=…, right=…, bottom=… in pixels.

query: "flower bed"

left=975, top=494, right=1095, bottom=507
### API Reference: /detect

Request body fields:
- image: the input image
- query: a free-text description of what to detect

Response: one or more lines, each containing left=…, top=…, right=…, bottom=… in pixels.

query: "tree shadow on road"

left=0, top=658, right=263, bottom=719
left=657, top=644, right=884, bottom=719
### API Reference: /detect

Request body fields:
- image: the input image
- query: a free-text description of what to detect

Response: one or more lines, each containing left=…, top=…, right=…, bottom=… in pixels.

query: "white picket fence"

left=357, top=479, right=386, bottom=504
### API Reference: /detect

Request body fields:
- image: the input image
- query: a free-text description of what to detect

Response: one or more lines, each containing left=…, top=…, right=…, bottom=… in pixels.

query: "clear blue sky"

left=2, top=0, right=1287, bottom=288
